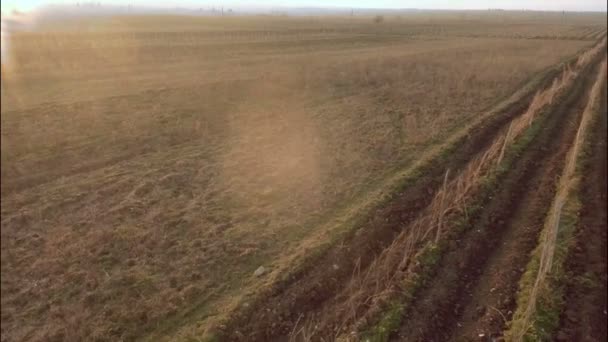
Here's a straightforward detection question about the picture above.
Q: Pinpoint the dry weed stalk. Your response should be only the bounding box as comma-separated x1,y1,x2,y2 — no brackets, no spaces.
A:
312,42,604,340
576,38,607,68
289,314,320,342
509,58,607,341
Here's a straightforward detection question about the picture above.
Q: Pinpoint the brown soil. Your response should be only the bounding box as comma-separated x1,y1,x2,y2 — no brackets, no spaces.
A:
449,57,608,342
556,78,608,342
391,54,603,342
218,61,571,341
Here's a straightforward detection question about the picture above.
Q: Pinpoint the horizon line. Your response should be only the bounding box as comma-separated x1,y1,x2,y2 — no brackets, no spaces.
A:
4,4,608,14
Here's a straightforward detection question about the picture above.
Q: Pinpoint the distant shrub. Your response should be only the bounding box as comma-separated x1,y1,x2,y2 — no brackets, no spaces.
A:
374,15,384,24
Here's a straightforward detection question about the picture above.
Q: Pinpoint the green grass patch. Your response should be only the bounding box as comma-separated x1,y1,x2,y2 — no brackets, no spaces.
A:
504,184,581,341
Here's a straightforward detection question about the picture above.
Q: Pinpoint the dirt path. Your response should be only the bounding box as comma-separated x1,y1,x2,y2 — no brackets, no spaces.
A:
449,62,604,341
219,57,567,342
556,79,607,342
391,55,602,342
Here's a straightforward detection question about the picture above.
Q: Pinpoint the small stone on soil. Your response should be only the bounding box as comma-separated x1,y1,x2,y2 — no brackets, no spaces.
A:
253,266,266,277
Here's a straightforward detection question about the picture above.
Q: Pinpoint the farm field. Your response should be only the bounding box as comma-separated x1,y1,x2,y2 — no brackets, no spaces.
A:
1,11,607,342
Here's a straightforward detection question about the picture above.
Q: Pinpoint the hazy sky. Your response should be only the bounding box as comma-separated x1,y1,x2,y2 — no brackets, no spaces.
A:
2,0,607,13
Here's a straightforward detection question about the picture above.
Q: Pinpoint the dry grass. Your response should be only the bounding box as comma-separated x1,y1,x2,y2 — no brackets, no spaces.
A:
0,13,605,342
507,56,608,341
288,38,606,341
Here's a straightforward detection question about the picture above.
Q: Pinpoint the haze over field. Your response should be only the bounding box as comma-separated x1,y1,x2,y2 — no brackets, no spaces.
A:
0,2,606,342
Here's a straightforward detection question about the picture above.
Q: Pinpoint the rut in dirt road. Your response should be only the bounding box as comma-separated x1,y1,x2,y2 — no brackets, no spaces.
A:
451,62,608,341
391,53,604,342
556,80,608,342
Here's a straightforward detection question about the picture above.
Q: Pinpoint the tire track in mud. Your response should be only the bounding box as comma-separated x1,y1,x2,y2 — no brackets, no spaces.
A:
390,52,605,342
556,77,607,342
219,56,580,341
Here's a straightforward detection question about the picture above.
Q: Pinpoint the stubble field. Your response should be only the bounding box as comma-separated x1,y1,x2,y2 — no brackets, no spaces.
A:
1,11,606,342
